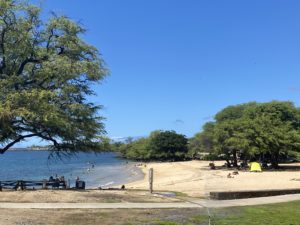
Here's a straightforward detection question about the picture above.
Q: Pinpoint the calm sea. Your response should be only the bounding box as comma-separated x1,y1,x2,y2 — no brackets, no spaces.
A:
0,151,143,188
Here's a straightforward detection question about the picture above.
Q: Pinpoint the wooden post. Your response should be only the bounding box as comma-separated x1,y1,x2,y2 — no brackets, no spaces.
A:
149,168,153,194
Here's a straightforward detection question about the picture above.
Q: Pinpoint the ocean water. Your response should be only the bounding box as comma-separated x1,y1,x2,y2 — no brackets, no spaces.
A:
0,151,144,188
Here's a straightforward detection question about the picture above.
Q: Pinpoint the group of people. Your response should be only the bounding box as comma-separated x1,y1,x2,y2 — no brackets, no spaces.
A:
47,175,86,189
48,175,67,188
86,161,95,173
135,163,147,167
49,175,65,182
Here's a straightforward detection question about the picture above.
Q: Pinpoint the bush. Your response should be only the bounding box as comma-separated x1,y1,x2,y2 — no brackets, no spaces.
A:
114,130,188,161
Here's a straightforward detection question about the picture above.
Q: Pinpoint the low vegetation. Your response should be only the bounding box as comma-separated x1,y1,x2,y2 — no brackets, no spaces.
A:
209,200,300,225
1,201,300,224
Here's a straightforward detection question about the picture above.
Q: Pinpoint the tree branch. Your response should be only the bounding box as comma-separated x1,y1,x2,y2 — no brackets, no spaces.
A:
37,133,61,150
17,57,42,76
0,28,7,73
46,29,54,52
0,133,39,154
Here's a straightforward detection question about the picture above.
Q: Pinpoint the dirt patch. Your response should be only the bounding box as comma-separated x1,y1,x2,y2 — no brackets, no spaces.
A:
0,189,180,203
0,208,208,225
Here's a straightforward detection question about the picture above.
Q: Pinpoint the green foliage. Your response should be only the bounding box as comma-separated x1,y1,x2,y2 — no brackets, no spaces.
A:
288,150,300,161
148,130,188,160
123,138,150,160
201,153,220,161
191,101,300,168
0,0,108,154
188,122,215,158
114,130,188,161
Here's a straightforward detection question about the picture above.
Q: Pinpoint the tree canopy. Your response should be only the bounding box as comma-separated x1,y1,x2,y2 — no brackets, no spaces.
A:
192,101,300,168
0,0,108,154
114,130,188,161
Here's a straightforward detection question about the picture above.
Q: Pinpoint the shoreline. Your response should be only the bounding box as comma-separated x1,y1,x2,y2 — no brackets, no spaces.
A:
0,151,143,189
2,156,300,198
90,162,145,189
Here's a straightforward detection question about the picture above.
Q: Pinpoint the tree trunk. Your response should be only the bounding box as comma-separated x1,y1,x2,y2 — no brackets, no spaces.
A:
270,152,279,169
225,157,231,168
232,150,238,167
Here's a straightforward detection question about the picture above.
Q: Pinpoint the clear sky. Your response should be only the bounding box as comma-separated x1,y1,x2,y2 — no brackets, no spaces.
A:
29,0,300,140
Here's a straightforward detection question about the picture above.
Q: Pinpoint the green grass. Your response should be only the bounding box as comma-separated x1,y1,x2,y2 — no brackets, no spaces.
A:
146,201,300,225
84,200,300,225
210,200,300,225
189,215,210,224
154,222,182,225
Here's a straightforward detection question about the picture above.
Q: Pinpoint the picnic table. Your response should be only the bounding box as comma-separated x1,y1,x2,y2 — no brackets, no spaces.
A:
0,180,68,190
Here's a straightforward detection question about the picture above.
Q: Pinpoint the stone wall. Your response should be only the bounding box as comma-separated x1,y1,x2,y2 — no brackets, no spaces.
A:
210,189,300,200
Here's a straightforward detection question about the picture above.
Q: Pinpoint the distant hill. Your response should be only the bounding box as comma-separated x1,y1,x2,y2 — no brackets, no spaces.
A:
10,146,50,151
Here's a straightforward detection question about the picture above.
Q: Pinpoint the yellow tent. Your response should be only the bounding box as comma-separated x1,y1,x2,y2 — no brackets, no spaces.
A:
250,162,262,172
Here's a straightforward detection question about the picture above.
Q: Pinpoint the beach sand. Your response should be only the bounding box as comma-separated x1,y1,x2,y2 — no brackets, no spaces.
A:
1,161,300,201
1,161,300,224
126,161,300,197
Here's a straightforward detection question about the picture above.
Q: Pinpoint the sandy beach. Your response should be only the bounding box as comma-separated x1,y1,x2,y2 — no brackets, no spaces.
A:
1,160,300,201
0,160,300,224
126,161,300,197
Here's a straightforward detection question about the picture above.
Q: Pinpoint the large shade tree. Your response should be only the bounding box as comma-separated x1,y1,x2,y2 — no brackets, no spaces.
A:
194,101,300,168
243,101,300,168
212,103,257,167
0,0,108,154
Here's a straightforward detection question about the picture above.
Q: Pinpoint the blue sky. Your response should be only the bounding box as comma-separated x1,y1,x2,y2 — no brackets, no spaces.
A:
27,0,300,141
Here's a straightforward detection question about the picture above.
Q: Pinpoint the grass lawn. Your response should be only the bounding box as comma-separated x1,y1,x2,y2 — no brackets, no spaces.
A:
0,201,300,224
159,200,300,225
126,200,300,225
208,200,300,225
